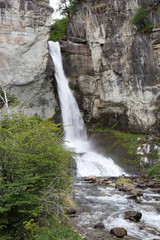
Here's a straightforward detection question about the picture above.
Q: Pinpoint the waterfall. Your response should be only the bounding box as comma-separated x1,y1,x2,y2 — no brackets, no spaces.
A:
48,41,87,144
49,41,125,177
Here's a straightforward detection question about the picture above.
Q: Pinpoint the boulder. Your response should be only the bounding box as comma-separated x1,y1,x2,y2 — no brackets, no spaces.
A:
118,183,135,192
127,195,137,200
145,228,157,235
110,227,127,238
116,177,132,186
84,176,97,183
125,211,142,222
93,222,105,229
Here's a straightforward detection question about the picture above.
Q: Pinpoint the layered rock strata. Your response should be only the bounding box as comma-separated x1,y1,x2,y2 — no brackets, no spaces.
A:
61,0,160,134
0,0,57,118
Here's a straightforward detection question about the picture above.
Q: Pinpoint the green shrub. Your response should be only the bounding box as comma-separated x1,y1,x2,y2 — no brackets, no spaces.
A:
0,113,73,238
0,87,19,108
131,7,148,28
137,23,155,33
49,17,69,42
147,162,160,178
33,217,84,240
131,7,155,33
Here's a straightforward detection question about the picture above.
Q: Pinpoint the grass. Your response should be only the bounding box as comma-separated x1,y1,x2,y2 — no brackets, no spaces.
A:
0,217,85,240
33,217,84,240
116,177,132,185
137,23,156,34
94,126,160,178
110,129,146,155
147,162,160,178
95,127,146,156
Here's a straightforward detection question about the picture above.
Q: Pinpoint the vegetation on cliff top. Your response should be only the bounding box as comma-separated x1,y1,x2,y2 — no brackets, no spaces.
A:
49,17,69,42
0,113,83,239
131,6,156,33
49,0,83,42
58,0,82,18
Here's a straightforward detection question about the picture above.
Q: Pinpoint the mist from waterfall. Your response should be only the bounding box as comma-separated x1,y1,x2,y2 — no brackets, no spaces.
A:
49,41,124,177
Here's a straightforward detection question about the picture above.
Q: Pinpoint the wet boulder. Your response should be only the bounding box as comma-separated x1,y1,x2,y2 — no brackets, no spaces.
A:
93,222,105,229
84,176,97,183
125,211,142,222
110,227,127,238
127,195,137,200
117,182,135,192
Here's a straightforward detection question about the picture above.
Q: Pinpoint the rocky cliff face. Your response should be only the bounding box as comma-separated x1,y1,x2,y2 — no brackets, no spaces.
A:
61,0,160,134
0,0,57,118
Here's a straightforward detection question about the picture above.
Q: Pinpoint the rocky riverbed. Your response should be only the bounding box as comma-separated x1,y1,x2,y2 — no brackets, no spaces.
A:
70,175,160,240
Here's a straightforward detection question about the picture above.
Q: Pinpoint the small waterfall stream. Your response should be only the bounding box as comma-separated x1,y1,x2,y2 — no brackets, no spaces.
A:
48,41,160,239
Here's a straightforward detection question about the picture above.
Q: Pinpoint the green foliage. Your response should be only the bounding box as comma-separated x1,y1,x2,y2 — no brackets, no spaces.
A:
58,0,82,18
0,113,73,238
137,23,155,33
116,177,132,185
147,149,159,162
147,162,160,178
131,7,148,28
131,7,156,33
102,128,146,156
33,217,84,240
49,0,84,41
0,87,19,108
49,17,69,42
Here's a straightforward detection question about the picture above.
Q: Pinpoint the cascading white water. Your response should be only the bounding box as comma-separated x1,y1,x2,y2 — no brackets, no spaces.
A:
49,41,124,177
49,41,87,144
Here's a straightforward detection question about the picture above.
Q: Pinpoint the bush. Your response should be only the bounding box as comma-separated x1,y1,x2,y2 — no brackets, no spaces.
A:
131,7,148,28
0,87,19,108
49,17,69,42
33,216,83,240
131,7,155,33
147,162,160,178
0,113,73,239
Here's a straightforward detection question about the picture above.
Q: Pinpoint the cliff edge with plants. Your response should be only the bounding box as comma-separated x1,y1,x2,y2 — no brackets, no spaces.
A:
60,0,160,134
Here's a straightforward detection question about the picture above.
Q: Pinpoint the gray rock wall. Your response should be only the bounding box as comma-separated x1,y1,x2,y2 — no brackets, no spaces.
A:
61,0,160,134
0,0,57,118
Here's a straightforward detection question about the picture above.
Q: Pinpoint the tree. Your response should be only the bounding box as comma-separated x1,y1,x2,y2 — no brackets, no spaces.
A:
58,0,71,18
49,17,69,42
131,7,155,33
131,7,148,28
58,0,82,18
0,114,73,239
